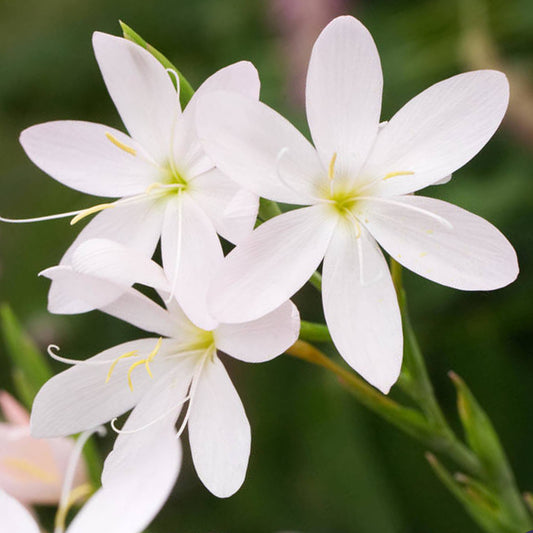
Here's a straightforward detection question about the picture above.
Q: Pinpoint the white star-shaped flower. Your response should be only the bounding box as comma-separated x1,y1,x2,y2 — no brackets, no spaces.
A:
11,32,260,330
31,239,300,498
196,15,518,393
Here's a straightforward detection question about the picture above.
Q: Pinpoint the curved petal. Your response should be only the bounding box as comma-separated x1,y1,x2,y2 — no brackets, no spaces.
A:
30,338,179,438
71,239,169,293
189,168,259,244
92,32,178,163
42,266,178,337
69,421,181,533
362,195,519,290
161,194,222,330
20,121,158,197
197,91,324,204
0,489,39,533
306,16,382,182
323,223,402,393
208,205,337,323
215,301,300,363
362,70,509,196
173,61,260,178
189,356,250,498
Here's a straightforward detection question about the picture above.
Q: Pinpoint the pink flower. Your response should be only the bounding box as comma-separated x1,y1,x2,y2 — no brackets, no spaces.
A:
0,391,88,505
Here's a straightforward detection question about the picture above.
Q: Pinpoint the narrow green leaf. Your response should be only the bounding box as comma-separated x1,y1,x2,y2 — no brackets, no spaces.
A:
119,21,195,108
0,304,52,409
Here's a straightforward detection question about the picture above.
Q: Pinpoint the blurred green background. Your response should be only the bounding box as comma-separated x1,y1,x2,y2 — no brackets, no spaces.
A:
0,0,532,531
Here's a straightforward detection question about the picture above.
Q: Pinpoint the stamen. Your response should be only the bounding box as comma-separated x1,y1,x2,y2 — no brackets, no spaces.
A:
70,203,114,225
54,483,93,533
343,209,362,239
357,196,453,229
0,209,86,225
125,337,163,391
1,457,58,484
105,350,139,384
382,170,415,181
165,192,183,305
105,132,137,156
328,152,338,181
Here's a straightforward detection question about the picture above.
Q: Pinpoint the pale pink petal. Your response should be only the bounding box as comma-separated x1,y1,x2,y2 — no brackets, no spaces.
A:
197,91,324,204
322,223,402,393
215,301,300,363
362,71,509,196
306,16,382,182
0,392,30,425
92,32,178,164
189,168,259,244
189,356,250,497
208,205,337,323
362,195,519,290
30,338,179,438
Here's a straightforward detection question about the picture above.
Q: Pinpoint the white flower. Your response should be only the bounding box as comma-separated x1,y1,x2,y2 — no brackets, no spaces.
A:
196,15,518,393
31,239,300,498
8,32,260,330
0,425,178,533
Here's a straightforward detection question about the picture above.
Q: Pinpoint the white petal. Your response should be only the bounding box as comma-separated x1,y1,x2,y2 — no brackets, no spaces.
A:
92,32,178,163
362,195,519,290
215,301,300,363
208,205,337,323
161,194,222,330
306,16,382,181
42,266,178,337
197,91,324,204
49,198,164,310
189,168,259,244
173,61,260,178
30,339,178,438
71,239,169,293
189,356,250,497
322,224,402,393
0,489,39,533
102,357,195,484
362,71,509,196
20,121,158,197
69,417,181,533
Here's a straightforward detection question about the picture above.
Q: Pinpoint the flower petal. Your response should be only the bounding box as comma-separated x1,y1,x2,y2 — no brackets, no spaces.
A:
42,266,178,337
173,61,260,178
306,16,383,181
208,205,337,323
215,301,300,363
362,71,509,196
323,223,402,393
20,121,158,197
68,419,181,533
197,91,324,204
189,356,250,497
30,338,178,438
189,168,259,244
92,32,178,164
362,195,519,290
0,489,39,533
161,194,222,330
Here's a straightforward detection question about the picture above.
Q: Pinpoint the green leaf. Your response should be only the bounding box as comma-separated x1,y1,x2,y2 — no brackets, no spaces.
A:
119,21,195,108
0,304,52,409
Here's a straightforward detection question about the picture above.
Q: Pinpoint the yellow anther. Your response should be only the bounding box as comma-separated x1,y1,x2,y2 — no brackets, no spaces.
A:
126,338,163,391
105,132,137,156
70,203,115,226
105,350,139,384
328,152,338,181
382,170,415,181
145,182,165,194
55,483,93,533
1,457,58,484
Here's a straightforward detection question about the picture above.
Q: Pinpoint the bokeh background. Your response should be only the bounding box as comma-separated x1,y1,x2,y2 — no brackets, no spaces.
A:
0,0,532,531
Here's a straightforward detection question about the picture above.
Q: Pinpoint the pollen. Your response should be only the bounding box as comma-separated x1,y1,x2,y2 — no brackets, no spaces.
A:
105,350,139,384
105,132,137,156
382,170,414,180
70,203,115,225
126,337,163,392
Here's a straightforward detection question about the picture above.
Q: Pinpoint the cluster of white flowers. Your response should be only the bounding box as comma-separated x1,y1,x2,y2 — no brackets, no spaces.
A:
1,15,518,532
